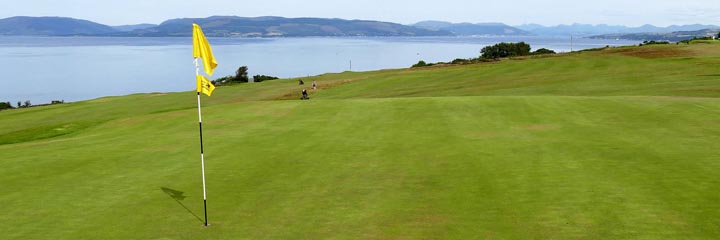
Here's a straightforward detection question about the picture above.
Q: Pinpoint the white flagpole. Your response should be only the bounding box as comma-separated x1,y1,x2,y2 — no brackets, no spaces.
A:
195,58,209,226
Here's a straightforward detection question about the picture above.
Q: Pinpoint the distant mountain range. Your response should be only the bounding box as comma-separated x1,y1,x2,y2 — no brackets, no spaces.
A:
121,16,451,37
413,21,530,36
514,23,720,37
0,16,717,40
0,16,117,36
0,16,451,37
590,29,720,41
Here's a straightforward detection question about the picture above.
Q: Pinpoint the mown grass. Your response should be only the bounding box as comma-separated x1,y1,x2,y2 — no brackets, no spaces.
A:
1,43,719,239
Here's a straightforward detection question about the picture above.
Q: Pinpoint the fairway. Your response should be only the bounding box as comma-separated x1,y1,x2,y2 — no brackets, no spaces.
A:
2,43,720,239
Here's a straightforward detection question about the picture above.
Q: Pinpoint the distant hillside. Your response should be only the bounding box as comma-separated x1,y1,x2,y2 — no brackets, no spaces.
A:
120,16,452,37
590,29,720,41
515,23,720,36
516,23,626,36
112,24,157,32
4,16,716,39
414,21,530,36
0,16,117,36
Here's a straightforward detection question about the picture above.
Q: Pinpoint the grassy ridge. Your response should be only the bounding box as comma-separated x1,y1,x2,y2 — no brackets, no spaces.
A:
315,44,720,99
1,43,720,239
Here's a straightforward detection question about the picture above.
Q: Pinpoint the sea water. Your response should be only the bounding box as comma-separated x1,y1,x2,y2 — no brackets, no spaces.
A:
0,36,639,104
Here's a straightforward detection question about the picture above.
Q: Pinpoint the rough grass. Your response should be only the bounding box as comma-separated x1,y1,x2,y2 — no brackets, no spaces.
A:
312,44,720,99
1,43,720,239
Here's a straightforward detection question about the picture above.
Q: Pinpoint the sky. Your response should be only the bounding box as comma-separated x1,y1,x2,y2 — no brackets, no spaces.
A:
3,0,720,27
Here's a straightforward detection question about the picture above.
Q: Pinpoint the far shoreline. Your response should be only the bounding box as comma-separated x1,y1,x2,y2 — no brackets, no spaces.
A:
0,36,642,105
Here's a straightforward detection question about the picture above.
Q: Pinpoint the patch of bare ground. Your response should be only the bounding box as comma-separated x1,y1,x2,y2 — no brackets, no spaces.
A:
271,77,369,100
606,46,696,59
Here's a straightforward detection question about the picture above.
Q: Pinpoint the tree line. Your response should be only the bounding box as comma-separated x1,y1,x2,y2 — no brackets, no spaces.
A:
412,42,556,68
212,66,279,86
0,100,64,111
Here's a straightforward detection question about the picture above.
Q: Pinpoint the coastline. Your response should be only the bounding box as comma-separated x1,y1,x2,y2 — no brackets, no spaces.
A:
0,36,640,104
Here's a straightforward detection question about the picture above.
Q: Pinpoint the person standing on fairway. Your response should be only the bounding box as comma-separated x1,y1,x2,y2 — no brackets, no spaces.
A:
312,80,317,90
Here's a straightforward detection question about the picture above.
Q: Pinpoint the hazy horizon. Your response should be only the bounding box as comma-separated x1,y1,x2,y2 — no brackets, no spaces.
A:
3,0,718,27
4,15,720,29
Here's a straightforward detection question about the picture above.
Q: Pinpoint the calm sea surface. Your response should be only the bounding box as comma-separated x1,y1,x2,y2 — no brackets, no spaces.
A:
0,36,639,104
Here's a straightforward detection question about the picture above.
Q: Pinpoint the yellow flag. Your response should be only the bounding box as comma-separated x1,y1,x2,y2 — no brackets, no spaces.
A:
197,75,216,96
193,23,218,76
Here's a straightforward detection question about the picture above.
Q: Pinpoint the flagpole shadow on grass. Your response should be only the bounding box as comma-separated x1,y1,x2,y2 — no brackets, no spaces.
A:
161,187,204,224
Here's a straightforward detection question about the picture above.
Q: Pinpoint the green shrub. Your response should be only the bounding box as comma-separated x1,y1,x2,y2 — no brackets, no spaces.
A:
640,40,670,46
212,66,251,86
480,42,531,59
252,75,279,82
412,60,434,68
0,102,12,110
532,48,556,55
451,58,470,64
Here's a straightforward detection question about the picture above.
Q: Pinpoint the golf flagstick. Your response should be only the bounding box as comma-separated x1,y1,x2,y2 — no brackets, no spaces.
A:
195,58,209,226
192,23,217,227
